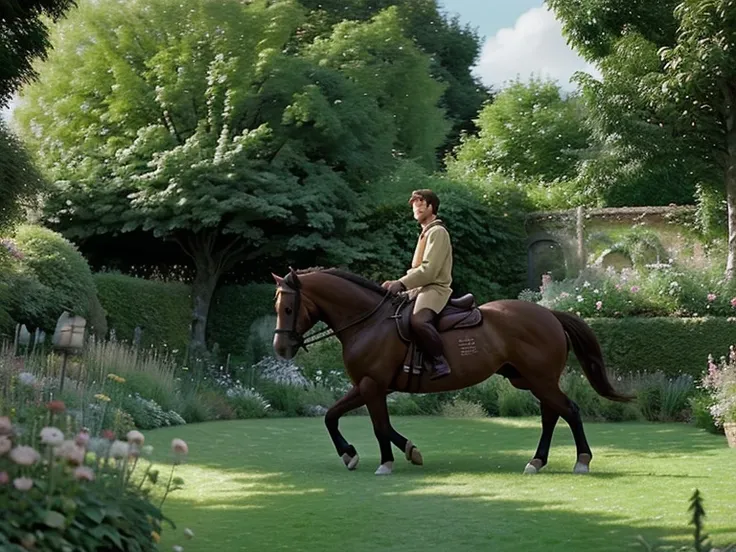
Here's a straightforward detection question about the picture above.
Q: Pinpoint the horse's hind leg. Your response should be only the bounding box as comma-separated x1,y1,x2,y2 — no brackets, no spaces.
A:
358,376,395,475
528,383,592,474
524,403,560,474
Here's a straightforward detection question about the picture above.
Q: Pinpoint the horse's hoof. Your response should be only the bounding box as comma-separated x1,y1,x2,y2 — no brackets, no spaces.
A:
573,453,591,474
523,459,544,475
405,441,423,466
375,462,393,475
342,452,360,471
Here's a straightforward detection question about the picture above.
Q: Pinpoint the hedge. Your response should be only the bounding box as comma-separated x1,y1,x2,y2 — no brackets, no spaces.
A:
207,283,276,364
94,273,192,352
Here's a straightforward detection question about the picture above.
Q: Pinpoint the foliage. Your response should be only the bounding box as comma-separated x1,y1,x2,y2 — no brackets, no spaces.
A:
440,399,487,418
0,402,189,551
700,348,736,427
448,78,591,183
13,0,454,351
351,161,532,302
8,225,106,336
94,272,191,353
0,121,45,232
0,0,77,106
296,0,492,160
537,264,736,319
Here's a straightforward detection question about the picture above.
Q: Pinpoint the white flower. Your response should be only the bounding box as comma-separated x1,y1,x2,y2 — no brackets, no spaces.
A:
13,477,33,491
110,440,130,459
40,427,65,447
126,430,145,446
9,446,40,466
582,281,591,288
577,295,584,303
54,440,86,465
73,466,95,481
18,372,36,386
0,436,11,456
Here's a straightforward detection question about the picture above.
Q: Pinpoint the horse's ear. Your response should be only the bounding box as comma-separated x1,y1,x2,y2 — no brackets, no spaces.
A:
287,266,301,289
271,273,285,286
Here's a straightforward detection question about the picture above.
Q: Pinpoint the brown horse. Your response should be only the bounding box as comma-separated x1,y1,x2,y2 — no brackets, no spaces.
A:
272,267,633,476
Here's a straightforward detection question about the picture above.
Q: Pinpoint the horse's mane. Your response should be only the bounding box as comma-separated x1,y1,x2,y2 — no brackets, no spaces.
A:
294,266,386,295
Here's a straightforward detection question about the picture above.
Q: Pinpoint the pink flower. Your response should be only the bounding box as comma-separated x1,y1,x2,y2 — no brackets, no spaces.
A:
0,471,9,485
9,446,40,466
171,439,188,456
0,416,12,435
730,297,736,308
13,477,33,492
630,286,640,293
75,430,90,448
595,301,603,311
55,440,85,465
73,466,95,482
126,430,144,446
615,284,622,290
707,293,717,302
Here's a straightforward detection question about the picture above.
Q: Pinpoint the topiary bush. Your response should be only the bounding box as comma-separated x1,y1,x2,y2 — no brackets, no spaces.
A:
8,225,106,336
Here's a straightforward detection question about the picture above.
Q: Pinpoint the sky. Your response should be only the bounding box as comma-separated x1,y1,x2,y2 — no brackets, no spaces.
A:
1,0,599,122
439,0,600,91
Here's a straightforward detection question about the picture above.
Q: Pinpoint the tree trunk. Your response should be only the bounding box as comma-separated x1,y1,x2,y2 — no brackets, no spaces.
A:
726,85,736,282
174,230,246,356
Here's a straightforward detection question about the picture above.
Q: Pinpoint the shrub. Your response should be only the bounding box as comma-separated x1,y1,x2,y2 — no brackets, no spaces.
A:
387,393,424,415
9,225,106,336
0,403,189,551
94,272,191,352
440,399,487,418
455,378,502,416
225,385,271,419
627,372,696,422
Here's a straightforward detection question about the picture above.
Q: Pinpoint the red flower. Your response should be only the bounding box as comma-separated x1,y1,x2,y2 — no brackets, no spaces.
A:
46,401,66,414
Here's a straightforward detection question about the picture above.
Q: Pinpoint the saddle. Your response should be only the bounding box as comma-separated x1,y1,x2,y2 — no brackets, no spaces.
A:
393,293,483,375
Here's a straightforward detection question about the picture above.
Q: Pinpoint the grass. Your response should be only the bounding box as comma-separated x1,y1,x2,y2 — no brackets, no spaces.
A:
146,417,736,552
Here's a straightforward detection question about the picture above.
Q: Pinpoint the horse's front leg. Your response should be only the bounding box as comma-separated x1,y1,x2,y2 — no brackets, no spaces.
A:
358,376,395,475
325,385,364,470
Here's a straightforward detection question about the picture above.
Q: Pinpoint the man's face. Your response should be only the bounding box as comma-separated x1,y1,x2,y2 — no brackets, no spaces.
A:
411,197,432,222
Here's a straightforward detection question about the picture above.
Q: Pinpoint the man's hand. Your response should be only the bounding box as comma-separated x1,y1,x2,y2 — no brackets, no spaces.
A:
381,280,406,295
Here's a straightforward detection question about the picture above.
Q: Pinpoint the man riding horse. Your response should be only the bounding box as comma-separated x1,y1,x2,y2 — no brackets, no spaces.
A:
382,189,453,380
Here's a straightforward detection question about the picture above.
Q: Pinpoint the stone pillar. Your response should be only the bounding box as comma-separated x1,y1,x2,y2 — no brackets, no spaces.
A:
576,206,585,273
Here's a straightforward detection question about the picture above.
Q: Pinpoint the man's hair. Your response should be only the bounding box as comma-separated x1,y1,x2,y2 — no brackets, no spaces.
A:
409,189,440,215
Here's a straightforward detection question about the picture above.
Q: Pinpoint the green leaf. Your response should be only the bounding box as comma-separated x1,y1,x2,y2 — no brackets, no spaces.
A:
43,510,66,529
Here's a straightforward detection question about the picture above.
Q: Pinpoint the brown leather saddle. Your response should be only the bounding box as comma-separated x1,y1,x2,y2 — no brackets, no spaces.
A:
393,293,483,375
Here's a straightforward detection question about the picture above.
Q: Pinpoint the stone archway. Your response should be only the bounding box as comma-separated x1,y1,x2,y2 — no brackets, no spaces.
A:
527,237,568,289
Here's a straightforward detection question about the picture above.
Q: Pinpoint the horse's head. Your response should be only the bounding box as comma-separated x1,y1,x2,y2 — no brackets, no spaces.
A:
272,267,315,360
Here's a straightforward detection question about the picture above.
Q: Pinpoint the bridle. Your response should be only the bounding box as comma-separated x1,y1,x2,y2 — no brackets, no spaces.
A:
274,273,393,353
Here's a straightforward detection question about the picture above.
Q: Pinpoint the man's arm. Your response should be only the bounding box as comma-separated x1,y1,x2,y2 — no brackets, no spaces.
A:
399,227,450,290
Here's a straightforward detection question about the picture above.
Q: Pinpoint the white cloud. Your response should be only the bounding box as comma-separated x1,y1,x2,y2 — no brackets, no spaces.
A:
474,6,601,92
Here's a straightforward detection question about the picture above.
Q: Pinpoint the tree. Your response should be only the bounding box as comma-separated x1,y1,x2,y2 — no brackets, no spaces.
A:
447,78,591,183
296,0,492,163
14,0,451,351
655,0,736,280
0,0,78,107
0,120,44,230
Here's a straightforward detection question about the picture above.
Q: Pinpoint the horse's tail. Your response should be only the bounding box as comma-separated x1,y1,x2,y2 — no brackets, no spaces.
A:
552,310,634,403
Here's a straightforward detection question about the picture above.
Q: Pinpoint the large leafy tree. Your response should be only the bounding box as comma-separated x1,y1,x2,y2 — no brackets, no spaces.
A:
447,78,591,183
297,0,491,163
14,0,451,351
548,0,705,207
654,0,736,280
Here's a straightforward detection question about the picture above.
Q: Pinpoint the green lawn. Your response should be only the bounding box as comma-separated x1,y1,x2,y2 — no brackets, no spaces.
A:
146,417,736,552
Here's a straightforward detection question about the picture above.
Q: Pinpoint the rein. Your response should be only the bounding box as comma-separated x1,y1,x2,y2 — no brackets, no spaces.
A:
275,282,394,352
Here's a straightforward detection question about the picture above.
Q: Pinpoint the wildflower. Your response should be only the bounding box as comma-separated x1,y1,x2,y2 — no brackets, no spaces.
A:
110,440,130,459
630,286,640,293
707,293,717,302
102,430,116,441
576,295,584,303
184,528,194,539
126,430,145,446
73,466,95,482
171,438,188,456
55,440,85,465
94,394,111,403
13,477,33,492
46,401,66,414
0,416,11,435
730,297,736,308
596,301,603,311
593,288,600,294
559,292,570,298
9,446,40,466
107,373,126,384
0,437,11,456
75,430,90,447
582,281,591,288
17,372,36,386
40,427,65,447
0,471,8,484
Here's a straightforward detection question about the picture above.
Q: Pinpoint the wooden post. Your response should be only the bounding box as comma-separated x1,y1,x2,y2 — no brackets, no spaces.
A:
576,206,585,272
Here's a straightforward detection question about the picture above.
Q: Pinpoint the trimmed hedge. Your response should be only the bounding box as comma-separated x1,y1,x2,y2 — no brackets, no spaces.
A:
585,317,735,379
94,273,191,352
207,283,276,364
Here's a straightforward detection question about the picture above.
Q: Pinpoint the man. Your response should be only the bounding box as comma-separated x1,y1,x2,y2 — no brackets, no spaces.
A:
382,189,453,379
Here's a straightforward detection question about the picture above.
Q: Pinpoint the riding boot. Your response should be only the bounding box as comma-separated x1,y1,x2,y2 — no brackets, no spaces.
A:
410,309,451,380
